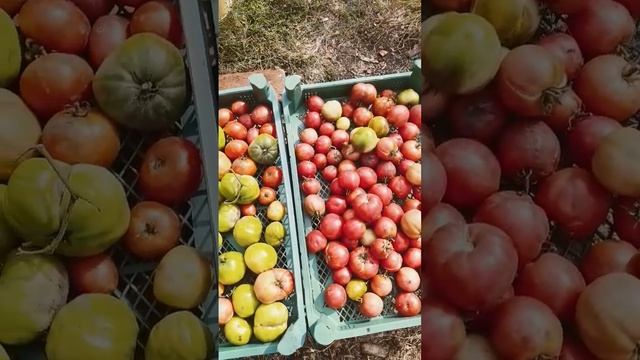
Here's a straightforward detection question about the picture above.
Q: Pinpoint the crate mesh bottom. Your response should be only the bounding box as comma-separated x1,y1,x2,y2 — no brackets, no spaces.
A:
218,94,299,348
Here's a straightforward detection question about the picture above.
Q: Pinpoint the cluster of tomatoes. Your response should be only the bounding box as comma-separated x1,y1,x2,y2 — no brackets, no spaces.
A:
294,83,422,318
425,0,640,359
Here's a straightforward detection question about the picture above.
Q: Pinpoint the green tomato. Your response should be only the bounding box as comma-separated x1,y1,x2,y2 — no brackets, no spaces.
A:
0,89,41,181
336,117,351,130
145,311,213,360
231,284,260,318
224,317,252,346
153,245,212,310
233,216,262,247
472,0,539,48
248,134,279,165
218,232,223,250
46,294,139,360
266,200,285,222
236,175,260,205
218,125,225,150
218,203,240,233
0,253,68,345
93,33,187,131
350,127,379,153
219,251,245,286
0,185,17,259
264,221,285,247
423,12,505,94
396,89,420,106
253,302,288,343
346,279,368,301
368,116,390,137
0,9,21,88
244,243,277,274
219,173,241,202
3,158,130,257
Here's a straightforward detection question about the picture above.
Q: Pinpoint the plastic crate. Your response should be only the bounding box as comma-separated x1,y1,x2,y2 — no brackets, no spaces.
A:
4,1,218,359
217,74,306,360
281,60,422,346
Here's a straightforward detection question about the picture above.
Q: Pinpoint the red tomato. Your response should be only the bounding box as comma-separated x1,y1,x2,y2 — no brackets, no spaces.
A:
566,115,622,170
262,166,283,188
318,122,335,136
129,0,183,47
230,101,249,116
306,230,327,254
370,274,392,297
295,143,315,161
424,203,466,242
258,187,276,206
374,217,397,240
341,219,366,242
331,130,349,148
436,138,501,210
387,104,410,128
393,231,411,254
238,112,253,128
372,96,395,116
297,160,317,179
332,267,352,286
490,296,563,359
356,167,377,190
395,292,421,317
324,283,347,309
320,214,343,241
369,183,393,206
329,178,345,196
315,135,332,154
395,267,420,292
403,248,421,269
346,188,366,206
232,157,257,176
352,193,383,224
300,128,318,145
326,149,342,166
389,175,412,199
224,139,248,161
580,240,637,284
88,15,129,69
251,104,272,125
326,195,347,215
613,197,640,247
382,203,404,223
380,250,403,272
352,107,373,126
448,87,507,145
370,238,393,260
375,161,397,181
218,108,233,127
349,247,379,280
324,241,349,270
259,123,276,137
305,111,322,129
535,167,612,240
312,153,327,171
426,223,518,312
67,253,118,295
307,95,324,113
422,299,466,360
538,32,584,80
223,121,248,140
514,253,586,322
399,122,420,141
359,292,383,317
473,191,549,268
240,204,256,216
246,127,259,144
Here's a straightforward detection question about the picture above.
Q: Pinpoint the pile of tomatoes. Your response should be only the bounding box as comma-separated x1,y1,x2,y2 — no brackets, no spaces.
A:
294,83,422,318
425,0,640,359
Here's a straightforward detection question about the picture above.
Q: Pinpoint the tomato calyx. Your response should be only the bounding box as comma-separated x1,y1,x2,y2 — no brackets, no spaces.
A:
621,200,640,222
139,81,160,101
22,38,47,64
62,100,92,118
541,86,570,115
621,63,640,84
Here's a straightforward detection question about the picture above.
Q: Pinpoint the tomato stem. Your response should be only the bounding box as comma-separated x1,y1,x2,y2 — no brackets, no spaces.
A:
17,205,71,255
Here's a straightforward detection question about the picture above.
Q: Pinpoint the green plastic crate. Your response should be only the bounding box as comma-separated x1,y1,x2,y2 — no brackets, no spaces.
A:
4,1,218,359
217,74,306,360
281,60,422,346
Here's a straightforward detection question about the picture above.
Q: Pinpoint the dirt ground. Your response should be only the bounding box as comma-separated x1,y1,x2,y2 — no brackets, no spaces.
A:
218,0,421,359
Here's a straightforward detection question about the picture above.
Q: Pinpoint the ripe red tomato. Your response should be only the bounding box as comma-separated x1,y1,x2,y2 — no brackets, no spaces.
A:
295,143,315,161
88,15,129,69
258,187,277,206
426,223,518,312
231,101,249,116
129,0,183,47
318,122,334,136
425,152,447,211
359,292,383,318
123,201,181,261
389,176,412,199
356,167,377,190
346,188,366,207
324,283,347,309
535,167,612,240
375,137,399,161
349,247,379,280
387,104,410,128
380,250,403,272
138,137,202,207
331,130,349,148
251,104,273,125
352,193,383,224
240,204,256,216
326,149,342,166
307,95,324,112
360,152,379,168
372,96,394,116
374,217,397,240
67,253,118,295
425,203,466,242
341,145,361,162
218,108,234,127
341,219,366,242
342,102,354,118
246,127,259,144
223,121,248,140
319,214,344,241
352,107,373,126
436,138,501,210
393,231,411,254
538,32,584,80
300,128,318,145
305,111,322,129
395,267,420,292
403,247,421,269
370,274,392,297
329,178,345,196
338,170,360,191
326,195,347,215
321,166,338,182
473,191,549,268
490,296,563,359
613,197,640,247
580,240,637,284
369,183,393,206
382,203,404,223
332,267,352,286
448,87,508,145
312,153,327,170
395,292,421,317
237,113,252,129
232,157,257,176
399,122,420,141
567,115,623,170
262,166,283,189
370,238,393,260
297,160,317,179
315,135,332,154
514,253,586,322
496,120,561,182
422,299,466,360
375,161,397,181
260,123,276,137
306,230,328,254
224,139,248,161
324,241,349,270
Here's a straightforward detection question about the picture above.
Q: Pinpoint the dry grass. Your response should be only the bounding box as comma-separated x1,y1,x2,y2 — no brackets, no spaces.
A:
218,0,421,83
218,1,421,359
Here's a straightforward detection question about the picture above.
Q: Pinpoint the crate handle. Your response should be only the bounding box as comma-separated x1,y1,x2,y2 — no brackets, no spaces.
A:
312,314,338,346
249,73,271,103
276,318,307,355
410,58,423,92
284,75,303,117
